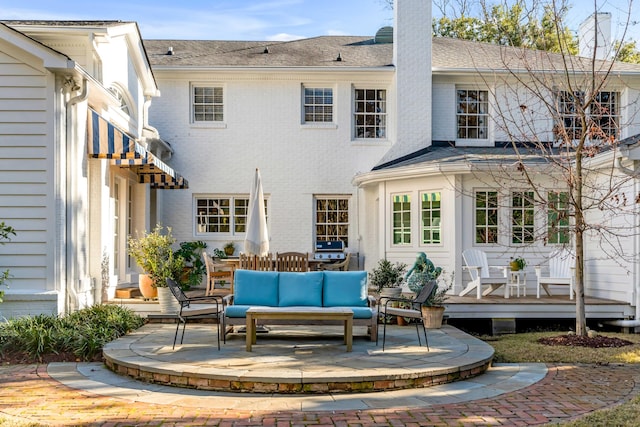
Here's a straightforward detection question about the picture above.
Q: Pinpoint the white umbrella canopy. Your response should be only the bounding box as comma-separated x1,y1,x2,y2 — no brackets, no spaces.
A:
244,168,269,256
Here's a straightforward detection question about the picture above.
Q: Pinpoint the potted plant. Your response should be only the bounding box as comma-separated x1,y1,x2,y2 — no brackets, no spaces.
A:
174,240,207,290
224,242,236,257
211,248,227,259
369,259,407,298
510,256,527,271
127,224,184,312
405,252,450,328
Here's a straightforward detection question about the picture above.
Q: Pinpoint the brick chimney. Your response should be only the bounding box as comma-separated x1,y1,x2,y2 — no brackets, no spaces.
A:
579,12,612,60
378,0,432,165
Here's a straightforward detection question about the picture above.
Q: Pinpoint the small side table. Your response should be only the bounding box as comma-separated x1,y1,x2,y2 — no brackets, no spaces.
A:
506,270,527,298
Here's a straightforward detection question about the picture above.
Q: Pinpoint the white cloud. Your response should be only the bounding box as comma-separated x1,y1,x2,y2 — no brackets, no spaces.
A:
266,33,305,41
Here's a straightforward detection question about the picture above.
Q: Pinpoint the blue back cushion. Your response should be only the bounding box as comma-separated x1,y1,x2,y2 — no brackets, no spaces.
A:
322,271,368,307
278,271,323,307
234,270,279,306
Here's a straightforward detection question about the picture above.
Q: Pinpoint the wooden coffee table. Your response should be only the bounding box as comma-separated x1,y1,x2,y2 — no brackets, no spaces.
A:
245,307,354,352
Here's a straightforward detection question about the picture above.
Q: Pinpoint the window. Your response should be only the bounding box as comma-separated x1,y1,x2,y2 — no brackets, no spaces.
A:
392,194,411,244
304,87,333,123
354,89,386,139
555,90,619,140
192,86,223,122
548,191,570,244
108,86,130,116
196,196,268,234
421,192,441,244
511,191,535,244
475,191,498,244
457,89,488,139
315,197,349,247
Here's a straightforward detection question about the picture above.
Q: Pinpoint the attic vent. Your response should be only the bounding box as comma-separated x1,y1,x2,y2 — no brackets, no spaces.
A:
167,46,174,55
375,26,393,44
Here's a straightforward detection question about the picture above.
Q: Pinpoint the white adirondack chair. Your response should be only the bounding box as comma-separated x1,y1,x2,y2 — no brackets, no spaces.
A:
535,248,575,299
460,249,510,299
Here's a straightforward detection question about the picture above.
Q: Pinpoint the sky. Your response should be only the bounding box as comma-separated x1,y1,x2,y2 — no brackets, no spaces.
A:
0,0,637,43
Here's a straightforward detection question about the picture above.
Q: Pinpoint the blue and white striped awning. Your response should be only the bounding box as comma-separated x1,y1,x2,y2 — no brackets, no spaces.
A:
87,109,188,189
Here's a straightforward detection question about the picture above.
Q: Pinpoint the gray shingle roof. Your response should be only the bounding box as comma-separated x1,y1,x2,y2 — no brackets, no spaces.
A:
144,37,393,68
144,35,640,72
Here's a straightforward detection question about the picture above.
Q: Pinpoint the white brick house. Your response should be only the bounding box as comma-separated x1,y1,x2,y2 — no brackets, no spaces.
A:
1,0,640,324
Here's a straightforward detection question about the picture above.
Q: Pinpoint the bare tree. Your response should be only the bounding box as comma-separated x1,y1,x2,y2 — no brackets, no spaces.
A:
471,0,640,335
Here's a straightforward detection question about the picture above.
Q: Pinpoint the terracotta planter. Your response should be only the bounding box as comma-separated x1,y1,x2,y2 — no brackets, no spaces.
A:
138,274,158,299
421,305,445,329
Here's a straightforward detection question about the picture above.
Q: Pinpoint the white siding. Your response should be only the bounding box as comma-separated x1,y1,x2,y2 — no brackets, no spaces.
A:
0,45,57,315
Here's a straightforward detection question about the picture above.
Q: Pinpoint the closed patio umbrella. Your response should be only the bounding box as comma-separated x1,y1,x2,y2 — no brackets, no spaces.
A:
244,168,269,256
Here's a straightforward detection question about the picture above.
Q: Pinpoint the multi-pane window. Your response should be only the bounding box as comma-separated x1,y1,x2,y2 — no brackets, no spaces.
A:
304,87,333,123
192,86,223,122
457,89,488,139
548,191,570,244
475,191,498,244
196,196,268,234
315,197,349,247
511,191,535,244
354,89,386,139
555,90,619,140
421,192,441,244
392,194,411,245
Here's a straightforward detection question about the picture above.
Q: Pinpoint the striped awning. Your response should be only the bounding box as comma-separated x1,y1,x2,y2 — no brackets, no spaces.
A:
87,109,188,189
114,154,189,189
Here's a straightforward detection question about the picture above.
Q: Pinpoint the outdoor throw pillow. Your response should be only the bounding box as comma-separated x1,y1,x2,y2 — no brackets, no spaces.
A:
278,271,323,306
322,270,367,307
234,270,279,306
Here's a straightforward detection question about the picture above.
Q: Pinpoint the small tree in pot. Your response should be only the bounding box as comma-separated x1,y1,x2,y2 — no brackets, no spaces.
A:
369,259,407,298
128,224,185,302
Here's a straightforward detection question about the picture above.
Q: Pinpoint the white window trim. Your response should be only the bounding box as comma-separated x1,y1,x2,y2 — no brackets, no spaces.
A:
352,86,388,141
193,194,269,237
190,82,227,128
455,86,492,147
301,84,337,128
473,189,500,246
391,192,412,246
419,190,444,247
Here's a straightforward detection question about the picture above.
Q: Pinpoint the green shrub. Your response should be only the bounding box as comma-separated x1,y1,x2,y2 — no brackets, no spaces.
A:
0,305,144,361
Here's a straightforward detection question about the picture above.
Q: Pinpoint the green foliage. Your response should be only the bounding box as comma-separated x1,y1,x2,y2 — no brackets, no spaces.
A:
127,224,185,288
0,221,16,304
369,259,407,292
174,240,207,290
211,248,227,259
614,40,640,64
0,305,145,361
432,1,578,55
511,256,527,270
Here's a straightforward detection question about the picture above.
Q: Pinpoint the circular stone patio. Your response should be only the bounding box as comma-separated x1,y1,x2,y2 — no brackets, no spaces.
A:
103,323,494,394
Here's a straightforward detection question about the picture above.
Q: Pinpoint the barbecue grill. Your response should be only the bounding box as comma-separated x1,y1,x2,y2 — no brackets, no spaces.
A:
313,241,345,260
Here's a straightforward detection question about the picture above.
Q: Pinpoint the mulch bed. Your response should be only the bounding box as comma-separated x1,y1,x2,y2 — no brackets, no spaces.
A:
0,350,103,365
538,334,634,348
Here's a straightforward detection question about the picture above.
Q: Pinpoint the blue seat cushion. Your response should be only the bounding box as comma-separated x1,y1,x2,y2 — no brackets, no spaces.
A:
278,271,323,307
322,271,368,307
233,270,279,306
225,305,259,318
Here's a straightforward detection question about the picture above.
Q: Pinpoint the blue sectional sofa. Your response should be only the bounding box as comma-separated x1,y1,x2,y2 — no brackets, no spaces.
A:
223,269,378,341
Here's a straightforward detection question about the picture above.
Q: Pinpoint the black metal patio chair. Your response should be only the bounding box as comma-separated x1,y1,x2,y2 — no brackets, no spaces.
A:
378,280,438,351
166,278,224,350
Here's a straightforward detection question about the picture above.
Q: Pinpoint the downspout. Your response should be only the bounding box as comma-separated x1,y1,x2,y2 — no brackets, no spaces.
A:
610,156,640,328
64,78,88,314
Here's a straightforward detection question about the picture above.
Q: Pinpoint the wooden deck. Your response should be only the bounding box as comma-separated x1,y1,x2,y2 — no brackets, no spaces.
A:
444,294,634,320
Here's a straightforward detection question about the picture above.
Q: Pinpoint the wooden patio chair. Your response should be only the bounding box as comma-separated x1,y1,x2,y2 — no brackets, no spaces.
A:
535,248,575,299
255,253,274,271
317,252,351,271
460,249,509,299
276,252,309,272
203,252,234,295
166,278,223,350
378,280,437,351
